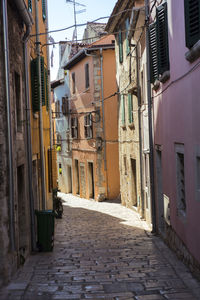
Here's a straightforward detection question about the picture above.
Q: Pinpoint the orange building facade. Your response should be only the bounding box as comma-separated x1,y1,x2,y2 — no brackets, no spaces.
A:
64,36,120,201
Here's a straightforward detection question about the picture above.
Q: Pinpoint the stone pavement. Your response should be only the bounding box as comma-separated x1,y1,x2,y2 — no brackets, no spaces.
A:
0,193,200,300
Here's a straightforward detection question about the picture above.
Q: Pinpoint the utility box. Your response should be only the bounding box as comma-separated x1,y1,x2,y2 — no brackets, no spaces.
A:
35,210,55,252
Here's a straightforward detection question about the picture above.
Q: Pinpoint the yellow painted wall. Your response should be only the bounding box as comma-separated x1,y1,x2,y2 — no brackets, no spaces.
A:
26,0,53,209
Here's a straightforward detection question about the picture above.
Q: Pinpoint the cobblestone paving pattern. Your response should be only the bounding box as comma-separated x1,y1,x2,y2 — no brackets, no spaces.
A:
0,193,200,300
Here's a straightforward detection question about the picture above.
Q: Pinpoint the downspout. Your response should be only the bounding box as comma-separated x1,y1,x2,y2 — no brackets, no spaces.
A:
135,45,145,219
145,0,156,233
45,0,54,196
100,48,108,198
2,0,15,251
35,0,46,210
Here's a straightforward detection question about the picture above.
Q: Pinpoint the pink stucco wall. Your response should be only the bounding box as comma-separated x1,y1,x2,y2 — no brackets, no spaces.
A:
153,0,200,263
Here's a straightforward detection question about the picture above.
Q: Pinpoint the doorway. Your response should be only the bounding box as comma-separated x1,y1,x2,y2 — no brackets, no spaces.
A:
67,165,72,193
88,162,94,199
131,158,137,206
74,159,80,195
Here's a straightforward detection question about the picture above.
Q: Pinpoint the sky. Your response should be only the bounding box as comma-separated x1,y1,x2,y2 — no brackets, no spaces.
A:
48,0,117,80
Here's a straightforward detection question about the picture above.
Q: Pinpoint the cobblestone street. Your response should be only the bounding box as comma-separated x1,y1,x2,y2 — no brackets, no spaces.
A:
0,193,200,300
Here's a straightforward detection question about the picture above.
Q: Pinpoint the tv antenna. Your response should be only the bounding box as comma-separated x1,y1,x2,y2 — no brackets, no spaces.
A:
66,0,86,45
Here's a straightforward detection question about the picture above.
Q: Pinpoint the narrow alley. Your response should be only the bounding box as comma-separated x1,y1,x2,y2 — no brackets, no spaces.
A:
0,194,200,300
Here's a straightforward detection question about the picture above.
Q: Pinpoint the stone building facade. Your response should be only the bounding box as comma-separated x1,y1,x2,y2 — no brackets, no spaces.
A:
0,0,32,286
106,0,145,215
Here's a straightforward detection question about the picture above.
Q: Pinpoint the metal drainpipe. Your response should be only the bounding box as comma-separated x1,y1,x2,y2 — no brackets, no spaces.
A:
145,0,156,233
135,45,145,219
35,0,46,210
100,48,108,197
45,0,54,196
2,0,15,251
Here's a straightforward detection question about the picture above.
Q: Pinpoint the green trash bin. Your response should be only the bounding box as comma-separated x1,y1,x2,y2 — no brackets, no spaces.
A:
35,210,55,252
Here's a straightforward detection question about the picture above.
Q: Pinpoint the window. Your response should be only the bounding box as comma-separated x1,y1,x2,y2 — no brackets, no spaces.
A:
72,72,75,94
84,114,93,139
128,94,133,124
40,56,45,106
125,18,130,55
42,0,46,21
118,30,123,63
149,3,169,83
85,63,89,89
149,22,159,83
55,100,60,118
62,97,69,115
14,72,22,132
176,145,186,215
56,134,61,145
71,117,78,138
31,56,48,112
184,0,200,49
121,94,125,126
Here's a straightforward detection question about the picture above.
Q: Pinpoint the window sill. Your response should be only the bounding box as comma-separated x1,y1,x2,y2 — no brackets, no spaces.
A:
185,40,200,63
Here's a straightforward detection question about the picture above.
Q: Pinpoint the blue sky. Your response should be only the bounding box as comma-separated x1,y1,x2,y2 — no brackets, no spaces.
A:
48,0,117,80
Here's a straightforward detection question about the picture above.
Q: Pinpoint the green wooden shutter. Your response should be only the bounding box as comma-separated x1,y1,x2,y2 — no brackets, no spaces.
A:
149,22,158,83
126,18,130,55
31,58,40,112
40,56,45,106
45,68,49,111
128,94,133,123
156,3,170,75
42,0,46,21
28,0,32,12
121,94,125,125
119,30,123,63
184,0,200,48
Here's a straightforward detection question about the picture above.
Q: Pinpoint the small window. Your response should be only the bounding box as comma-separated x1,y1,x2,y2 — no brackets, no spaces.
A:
72,72,75,94
71,117,78,138
128,94,133,124
62,97,69,115
28,0,32,12
84,114,93,139
57,134,61,145
14,72,22,132
176,145,186,215
85,63,89,89
118,29,123,63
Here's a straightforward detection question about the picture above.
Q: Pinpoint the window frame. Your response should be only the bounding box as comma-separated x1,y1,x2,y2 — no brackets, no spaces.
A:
84,114,93,139
71,116,78,139
85,63,90,89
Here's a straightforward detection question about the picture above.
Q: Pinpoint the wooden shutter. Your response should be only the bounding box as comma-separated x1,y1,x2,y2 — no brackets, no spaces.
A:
128,94,133,123
156,3,170,75
42,0,46,20
31,58,40,112
119,30,123,63
184,0,200,48
121,95,125,125
45,68,49,111
126,18,130,55
149,22,158,83
40,56,45,106
28,0,32,12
